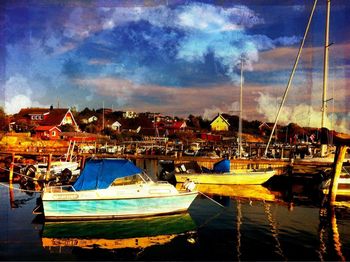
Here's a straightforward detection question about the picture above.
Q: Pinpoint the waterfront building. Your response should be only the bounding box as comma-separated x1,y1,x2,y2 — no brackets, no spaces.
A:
11,107,80,136
210,114,230,132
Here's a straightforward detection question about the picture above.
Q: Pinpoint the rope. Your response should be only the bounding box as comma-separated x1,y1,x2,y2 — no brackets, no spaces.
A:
0,166,39,181
182,178,226,208
198,191,225,208
0,182,43,193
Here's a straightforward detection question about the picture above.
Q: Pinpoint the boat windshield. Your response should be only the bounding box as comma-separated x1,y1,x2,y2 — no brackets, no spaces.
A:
111,171,153,186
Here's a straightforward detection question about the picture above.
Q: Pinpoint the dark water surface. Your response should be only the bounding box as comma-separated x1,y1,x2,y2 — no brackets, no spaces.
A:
1,182,350,261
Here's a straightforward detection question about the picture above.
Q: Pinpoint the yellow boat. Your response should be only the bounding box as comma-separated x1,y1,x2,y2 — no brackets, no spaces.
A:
175,169,276,185
174,159,276,185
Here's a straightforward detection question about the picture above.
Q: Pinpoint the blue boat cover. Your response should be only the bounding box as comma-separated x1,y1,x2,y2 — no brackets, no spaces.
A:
212,159,230,173
73,159,143,191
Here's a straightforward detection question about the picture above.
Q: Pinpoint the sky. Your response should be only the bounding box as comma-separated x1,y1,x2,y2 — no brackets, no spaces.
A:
1,0,349,133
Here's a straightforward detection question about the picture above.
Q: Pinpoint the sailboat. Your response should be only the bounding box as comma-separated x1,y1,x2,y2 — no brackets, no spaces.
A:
175,59,276,185
263,0,329,159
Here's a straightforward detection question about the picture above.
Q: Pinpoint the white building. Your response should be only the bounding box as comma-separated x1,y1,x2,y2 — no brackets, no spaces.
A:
111,120,122,131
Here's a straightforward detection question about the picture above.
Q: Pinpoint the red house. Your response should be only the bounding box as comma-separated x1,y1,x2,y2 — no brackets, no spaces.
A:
11,107,80,139
35,126,61,140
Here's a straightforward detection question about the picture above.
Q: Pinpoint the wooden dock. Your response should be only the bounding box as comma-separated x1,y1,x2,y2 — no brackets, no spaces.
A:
0,149,334,178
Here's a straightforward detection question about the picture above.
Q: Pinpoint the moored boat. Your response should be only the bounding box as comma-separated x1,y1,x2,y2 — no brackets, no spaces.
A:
21,160,80,183
40,158,198,220
174,159,276,185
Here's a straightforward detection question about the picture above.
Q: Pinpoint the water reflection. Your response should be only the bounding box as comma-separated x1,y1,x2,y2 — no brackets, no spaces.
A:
177,184,277,202
264,203,286,261
318,204,347,262
41,213,197,254
190,183,349,261
1,180,350,261
236,199,242,261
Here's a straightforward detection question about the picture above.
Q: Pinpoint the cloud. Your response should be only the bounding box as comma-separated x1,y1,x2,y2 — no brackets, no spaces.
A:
273,36,300,46
177,4,264,32
75,77,137,106
255,92,349,133
63,7,103,41
173,3,296,83
203,101,240,120
95,3,297,84
88,59,112,65
4,75,49,114
74,76,246,116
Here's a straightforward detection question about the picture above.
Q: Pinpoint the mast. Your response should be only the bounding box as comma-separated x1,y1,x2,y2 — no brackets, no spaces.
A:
263,0,318,157
102,101,105,131
238,58,243,158
321,0,331,157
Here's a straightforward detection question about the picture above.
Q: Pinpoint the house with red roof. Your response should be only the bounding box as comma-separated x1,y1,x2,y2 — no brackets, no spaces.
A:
154,120,187,134
11,107,79,139
35,126,61,140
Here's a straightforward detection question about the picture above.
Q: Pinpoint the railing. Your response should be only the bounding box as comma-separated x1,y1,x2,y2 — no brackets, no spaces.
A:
46,184,76,193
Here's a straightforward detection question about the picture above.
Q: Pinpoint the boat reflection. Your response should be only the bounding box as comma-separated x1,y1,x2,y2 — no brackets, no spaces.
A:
177,184,277,202
41,212,197,253
318,203,349,261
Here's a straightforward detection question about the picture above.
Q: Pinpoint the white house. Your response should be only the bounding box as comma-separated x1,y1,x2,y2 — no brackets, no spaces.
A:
111,120,122,131
123,111,138,119
88,116,98,123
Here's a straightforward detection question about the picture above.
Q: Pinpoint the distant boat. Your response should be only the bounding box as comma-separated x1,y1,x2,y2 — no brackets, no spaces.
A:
20,161,80,183
39,158,198,220
184,142,201,156
174,159,275,185
41,213,197,252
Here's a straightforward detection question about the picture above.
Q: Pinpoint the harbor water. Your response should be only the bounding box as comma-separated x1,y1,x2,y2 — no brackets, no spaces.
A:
1,180,350,261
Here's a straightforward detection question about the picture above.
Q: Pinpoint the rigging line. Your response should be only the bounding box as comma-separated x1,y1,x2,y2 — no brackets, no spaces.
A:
264,0,318,157
198,191,226,209
197,209,226,229
0,166,39,181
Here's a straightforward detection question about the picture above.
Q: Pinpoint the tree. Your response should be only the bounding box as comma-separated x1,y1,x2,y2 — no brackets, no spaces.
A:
85,123,99,133
0,107,7,131
60,124,76,132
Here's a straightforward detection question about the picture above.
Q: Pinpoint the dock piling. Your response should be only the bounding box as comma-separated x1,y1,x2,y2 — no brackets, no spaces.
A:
328,145,347,204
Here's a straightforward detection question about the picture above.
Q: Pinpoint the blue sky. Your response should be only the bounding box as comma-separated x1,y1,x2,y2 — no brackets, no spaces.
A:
1,0,349,132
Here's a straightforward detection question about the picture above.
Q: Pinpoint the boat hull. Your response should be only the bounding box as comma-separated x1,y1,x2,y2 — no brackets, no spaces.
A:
175,170,275,185
42,192,198,220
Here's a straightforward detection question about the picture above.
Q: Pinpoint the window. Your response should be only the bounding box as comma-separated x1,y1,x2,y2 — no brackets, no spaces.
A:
52,131,56,136
31,115,43,120
112,174,144,186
